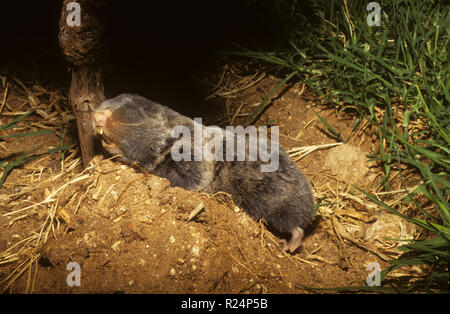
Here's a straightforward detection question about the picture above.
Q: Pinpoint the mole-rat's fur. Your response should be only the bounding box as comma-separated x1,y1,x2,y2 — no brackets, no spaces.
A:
93,94,315,252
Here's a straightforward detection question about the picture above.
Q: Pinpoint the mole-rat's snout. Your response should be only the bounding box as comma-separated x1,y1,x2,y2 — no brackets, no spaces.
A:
92,109,113,135
91,116,103,136
93,109,111,127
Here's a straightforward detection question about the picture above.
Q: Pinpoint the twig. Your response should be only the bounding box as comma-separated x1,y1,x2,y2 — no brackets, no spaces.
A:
0,82,10,113
187,202,205,222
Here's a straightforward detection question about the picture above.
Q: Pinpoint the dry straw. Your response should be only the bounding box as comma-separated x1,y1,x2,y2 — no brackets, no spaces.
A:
0,73,423,293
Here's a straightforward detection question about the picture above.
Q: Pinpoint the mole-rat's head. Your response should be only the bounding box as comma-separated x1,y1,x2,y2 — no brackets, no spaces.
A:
92,94,148,157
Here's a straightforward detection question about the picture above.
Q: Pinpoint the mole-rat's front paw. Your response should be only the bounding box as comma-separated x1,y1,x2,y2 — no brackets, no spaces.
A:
279,227,305,254
279,239,299,254
101,135,120,154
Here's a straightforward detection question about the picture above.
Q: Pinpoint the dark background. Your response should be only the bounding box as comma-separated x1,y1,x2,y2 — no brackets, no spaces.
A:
0,1,286,116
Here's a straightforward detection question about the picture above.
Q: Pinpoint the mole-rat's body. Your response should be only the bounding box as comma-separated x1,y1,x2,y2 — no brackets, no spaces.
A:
93,94,315,253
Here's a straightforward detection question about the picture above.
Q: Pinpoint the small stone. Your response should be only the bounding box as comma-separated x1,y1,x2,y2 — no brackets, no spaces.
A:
192,246,200,257
111,241,121,252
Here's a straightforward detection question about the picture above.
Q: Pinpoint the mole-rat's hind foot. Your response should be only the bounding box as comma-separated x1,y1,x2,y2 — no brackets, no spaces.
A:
280,227,305,254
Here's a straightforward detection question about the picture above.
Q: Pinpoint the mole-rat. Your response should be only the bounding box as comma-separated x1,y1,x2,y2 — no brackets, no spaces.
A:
93,93,315,253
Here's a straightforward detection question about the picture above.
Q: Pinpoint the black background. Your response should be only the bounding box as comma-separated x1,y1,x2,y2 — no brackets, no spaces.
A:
0,1,280,116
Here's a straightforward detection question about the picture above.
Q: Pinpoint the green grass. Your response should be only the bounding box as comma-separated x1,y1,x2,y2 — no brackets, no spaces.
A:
0,111,71,188
236,0,449,292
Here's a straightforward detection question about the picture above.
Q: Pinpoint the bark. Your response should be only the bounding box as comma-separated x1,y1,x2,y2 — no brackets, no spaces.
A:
58,0,106,167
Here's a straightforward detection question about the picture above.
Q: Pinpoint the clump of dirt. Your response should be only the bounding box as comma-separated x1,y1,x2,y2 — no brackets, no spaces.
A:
0,72,423,293
35,157,288,293
0,156,371,293
325,144,377,189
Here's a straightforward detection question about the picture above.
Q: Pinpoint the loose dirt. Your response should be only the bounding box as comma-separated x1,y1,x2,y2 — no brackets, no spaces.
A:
0,71,417,293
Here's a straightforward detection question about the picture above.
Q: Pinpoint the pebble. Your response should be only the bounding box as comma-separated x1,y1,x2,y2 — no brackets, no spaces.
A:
111,241,121,252
191,246,200,256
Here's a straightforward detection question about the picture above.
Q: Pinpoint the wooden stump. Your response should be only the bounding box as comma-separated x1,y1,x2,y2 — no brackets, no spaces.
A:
58,0,106,167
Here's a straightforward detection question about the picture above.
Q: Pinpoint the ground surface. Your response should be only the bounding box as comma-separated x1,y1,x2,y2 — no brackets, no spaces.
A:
0,70,418,293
